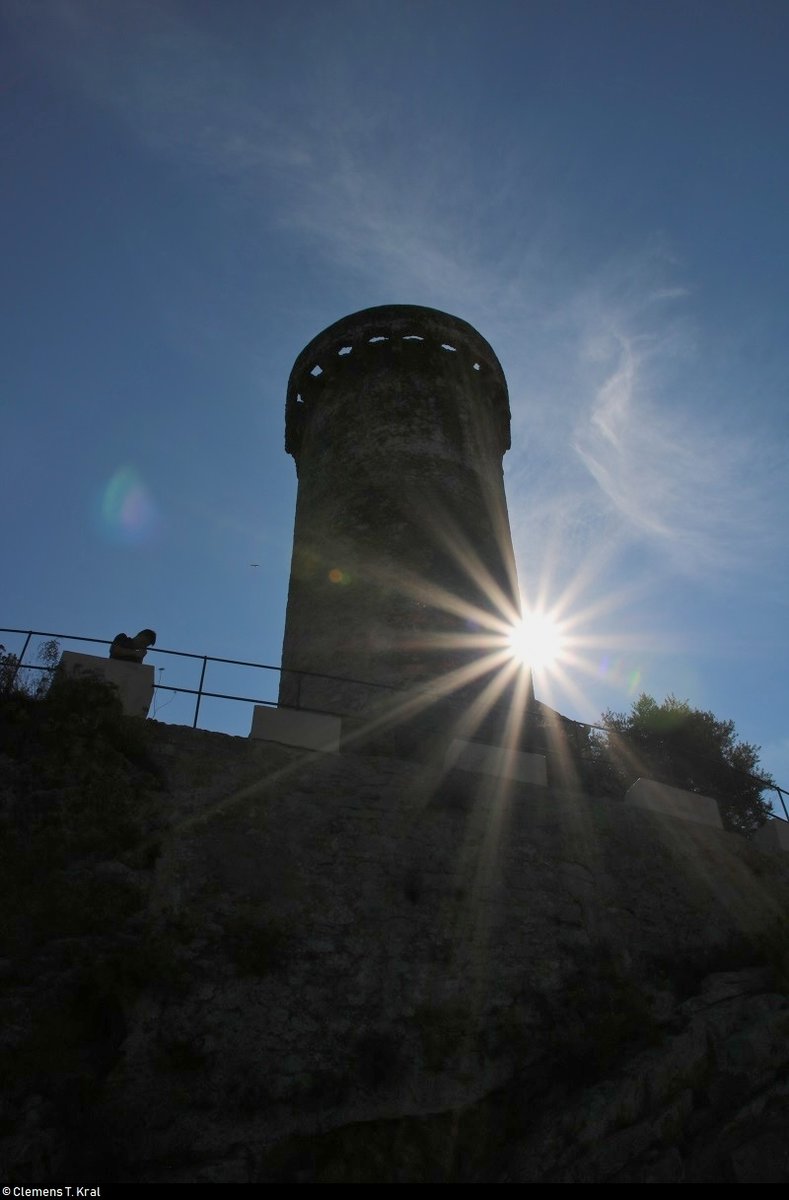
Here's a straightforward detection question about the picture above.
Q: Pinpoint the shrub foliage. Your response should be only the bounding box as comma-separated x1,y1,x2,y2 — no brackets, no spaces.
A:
590,693,774,836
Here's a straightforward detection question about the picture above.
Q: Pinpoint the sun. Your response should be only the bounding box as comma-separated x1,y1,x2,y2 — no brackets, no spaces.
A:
507,610,565,671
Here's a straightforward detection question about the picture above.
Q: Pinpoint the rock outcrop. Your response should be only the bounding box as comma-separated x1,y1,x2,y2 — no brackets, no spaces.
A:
3,722,789,1182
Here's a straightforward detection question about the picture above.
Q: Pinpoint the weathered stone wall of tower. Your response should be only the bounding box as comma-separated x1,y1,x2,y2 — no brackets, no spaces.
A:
278,306,521,727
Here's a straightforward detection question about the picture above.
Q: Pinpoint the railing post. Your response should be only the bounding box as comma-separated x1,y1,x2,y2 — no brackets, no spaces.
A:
193,656,208,728
774,786,789,824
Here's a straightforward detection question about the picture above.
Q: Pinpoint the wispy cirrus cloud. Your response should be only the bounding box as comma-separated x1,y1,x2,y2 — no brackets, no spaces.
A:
571,319,780,579
12,0,784,593
499,232,783,600
10,0,555,304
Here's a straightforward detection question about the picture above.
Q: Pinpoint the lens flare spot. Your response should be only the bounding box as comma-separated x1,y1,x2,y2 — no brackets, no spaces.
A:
508,611,565,671
328,567,351,585
96,466,159,545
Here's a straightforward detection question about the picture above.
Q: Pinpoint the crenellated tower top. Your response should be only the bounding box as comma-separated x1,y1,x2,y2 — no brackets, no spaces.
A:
285,304,510,465
278,304,525,752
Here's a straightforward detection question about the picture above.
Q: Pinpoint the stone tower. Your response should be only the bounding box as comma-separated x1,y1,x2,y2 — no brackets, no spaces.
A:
278,304,529,750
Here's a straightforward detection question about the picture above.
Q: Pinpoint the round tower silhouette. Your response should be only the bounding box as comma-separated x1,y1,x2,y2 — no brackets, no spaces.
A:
279,304,530,751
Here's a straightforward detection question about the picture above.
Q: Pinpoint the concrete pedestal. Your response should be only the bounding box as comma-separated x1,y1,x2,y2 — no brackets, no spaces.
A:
58,651,155,718
753,818,789,855
250,705,341,753
624,778,723,829
445,739,548,785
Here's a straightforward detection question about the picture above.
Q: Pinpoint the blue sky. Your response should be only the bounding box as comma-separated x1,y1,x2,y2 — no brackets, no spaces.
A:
2,0,788,796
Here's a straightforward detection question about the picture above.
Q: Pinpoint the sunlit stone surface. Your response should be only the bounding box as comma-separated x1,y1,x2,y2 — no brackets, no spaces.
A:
624,777,723,829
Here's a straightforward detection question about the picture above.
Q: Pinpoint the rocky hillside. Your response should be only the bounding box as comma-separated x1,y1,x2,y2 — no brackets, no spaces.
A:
2,693,789,1182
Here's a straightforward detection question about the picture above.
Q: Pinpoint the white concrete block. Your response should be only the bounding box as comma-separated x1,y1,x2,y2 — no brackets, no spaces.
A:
753,818,789,854
445,739,548,785
624,778,723,829
58,651,155,718
249,705,341,753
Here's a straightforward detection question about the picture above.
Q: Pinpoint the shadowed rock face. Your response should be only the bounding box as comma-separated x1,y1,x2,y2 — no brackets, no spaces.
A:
278,306,524,736
6,724,789,1184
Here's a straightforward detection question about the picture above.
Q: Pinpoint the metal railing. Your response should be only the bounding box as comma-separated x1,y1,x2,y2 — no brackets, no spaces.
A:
2,625,787,823
0,626,401,731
